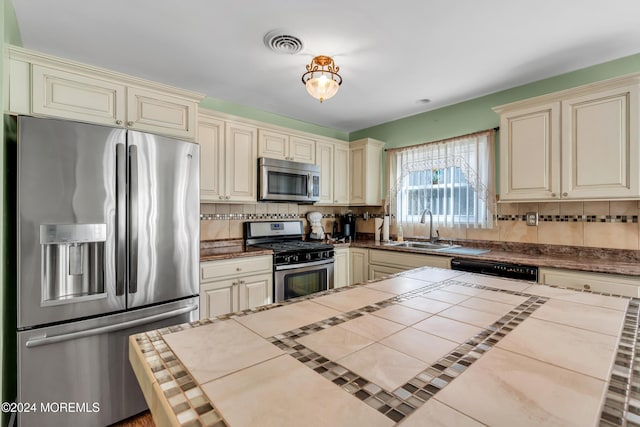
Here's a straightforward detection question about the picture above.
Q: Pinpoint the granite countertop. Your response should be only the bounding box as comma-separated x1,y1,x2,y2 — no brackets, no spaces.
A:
129,267,638,427
200,238,640,276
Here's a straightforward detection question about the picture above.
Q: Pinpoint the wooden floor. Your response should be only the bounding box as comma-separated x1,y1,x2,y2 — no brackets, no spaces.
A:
110,410,155,427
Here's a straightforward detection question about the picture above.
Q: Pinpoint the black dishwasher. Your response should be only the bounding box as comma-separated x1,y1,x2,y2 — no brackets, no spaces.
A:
451,258,538,281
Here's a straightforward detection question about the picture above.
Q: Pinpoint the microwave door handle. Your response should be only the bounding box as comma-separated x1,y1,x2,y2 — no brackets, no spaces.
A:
307,173,312,198
115,143,126,296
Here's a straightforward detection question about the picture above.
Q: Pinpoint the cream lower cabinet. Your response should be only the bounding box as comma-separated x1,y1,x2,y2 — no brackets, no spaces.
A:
368,249,451,279
316,140,350,205
538,267,640,297
350,248,369,285
200,256,273,318
198,111,258,203
334,248,350,288
495,74,640,201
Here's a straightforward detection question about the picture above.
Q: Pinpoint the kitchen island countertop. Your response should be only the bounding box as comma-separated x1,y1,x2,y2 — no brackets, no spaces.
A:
129,267,638,427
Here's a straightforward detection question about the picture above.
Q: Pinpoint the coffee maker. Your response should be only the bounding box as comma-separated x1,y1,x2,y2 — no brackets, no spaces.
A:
340,212,357,242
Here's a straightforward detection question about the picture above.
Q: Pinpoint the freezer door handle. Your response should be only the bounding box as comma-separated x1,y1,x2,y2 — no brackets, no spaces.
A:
25,304,198,348
129,145,139,293
116,143,126,296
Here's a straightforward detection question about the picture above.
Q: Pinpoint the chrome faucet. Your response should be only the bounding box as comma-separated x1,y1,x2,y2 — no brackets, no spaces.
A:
419,208,439,243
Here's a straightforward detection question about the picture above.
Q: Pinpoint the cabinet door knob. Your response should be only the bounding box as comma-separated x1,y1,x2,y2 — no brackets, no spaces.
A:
551,193,557,198
115,120,123,125
219,196,224,200
226,196,230,200
239,280,245,284
127,121,134,126
236,267,241,271
562,192,568,197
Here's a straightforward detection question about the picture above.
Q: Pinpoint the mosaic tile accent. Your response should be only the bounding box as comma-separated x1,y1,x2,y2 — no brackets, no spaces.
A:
600,298,640,427
497,214,638,223
132,271,638,426
199,212,390,221
266,279,548,423
134,331,229,427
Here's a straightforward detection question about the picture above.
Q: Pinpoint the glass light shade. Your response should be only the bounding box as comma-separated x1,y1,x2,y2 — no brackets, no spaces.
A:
305,74,339,103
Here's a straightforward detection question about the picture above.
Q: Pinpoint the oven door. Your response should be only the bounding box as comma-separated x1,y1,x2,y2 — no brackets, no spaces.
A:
274,259,334,302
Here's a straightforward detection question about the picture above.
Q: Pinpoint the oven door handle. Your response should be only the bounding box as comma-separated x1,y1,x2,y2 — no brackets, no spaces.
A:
275,258,334,271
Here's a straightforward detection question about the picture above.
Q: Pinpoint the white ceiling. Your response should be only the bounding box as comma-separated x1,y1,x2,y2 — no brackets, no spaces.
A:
11,0,640,133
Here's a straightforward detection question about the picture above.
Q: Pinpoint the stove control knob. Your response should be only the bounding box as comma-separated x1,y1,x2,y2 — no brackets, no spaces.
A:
305,253,312,261
291,255,298,263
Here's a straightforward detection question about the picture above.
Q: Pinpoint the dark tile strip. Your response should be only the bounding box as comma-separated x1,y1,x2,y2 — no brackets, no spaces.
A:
600,299,640,427
267,279,548,423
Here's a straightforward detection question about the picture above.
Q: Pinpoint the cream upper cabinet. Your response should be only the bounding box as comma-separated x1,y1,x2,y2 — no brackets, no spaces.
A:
31,64,126,126
334,144,350,204
9,46,203,140
315,140,350,205
498,102,561,200
495,74,640,201
349,138,384,205
198,115,225,201
225,122,258,202
258,129,315,163
198,113,258,203
125,86,197,140
561,85,639,199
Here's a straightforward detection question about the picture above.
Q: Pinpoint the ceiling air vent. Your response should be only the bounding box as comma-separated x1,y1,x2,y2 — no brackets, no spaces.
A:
263,30,303,54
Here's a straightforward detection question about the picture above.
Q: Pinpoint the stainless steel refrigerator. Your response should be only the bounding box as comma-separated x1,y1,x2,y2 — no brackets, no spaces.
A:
14,116,200,426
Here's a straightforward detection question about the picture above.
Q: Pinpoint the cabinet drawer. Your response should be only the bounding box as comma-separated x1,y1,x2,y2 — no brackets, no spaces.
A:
201,255,272,281
369,249,451,269
539,268,640,297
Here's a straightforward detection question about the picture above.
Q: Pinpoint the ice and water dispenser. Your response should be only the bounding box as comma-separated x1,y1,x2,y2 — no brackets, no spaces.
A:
40,223,106,304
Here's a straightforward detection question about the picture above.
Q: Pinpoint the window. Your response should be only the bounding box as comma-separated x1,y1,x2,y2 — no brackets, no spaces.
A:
387,130,495,229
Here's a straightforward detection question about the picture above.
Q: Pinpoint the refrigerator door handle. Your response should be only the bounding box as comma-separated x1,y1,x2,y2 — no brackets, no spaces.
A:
25,304,198,348
116,143,126,296
129,145,139,293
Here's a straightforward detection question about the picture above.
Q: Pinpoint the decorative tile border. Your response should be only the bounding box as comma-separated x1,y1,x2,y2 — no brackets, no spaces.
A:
497,214,638,223
266,279,548,423
600,298,640,427
131,271,638,426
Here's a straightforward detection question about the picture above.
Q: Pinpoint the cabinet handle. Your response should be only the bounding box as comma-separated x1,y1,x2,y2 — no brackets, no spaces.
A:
551,193,557,198
127,121,134,126
236,267,242,271
239,280,245,284
219,196,224,200
563,192,568,197
583,284,591,290
115,120,123,125
226,196,230,200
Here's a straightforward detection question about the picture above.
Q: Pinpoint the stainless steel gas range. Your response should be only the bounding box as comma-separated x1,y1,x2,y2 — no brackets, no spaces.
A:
244,220,334,302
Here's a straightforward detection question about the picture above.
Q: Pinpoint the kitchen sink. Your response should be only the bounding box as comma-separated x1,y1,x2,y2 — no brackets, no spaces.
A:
384,241,490,255
385,241,460,251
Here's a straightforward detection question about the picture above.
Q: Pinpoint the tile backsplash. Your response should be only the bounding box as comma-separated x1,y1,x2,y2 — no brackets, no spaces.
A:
201,201,640,250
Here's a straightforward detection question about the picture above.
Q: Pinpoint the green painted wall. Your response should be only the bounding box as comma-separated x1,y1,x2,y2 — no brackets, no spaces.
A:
350,53,640,147
200,97,349,141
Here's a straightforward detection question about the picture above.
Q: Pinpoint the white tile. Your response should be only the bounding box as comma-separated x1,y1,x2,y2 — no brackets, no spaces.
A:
313,287,395,312
497,317,619,380
401,399,484,427
337,343,427,391
380,328,458,365
163,320,283,384
413,315,484,344
436,348,607,427
531,298,626,336
202,355,393,427
297,325,374,360
235,300,341,338
366,276,432,295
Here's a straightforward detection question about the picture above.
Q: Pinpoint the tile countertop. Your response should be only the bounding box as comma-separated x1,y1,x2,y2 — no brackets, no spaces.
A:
129,267,640,427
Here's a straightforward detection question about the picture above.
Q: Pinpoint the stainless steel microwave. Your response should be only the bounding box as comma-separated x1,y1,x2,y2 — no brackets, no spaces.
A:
258,157,320,203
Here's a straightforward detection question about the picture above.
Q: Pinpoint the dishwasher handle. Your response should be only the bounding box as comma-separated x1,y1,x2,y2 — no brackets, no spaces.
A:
25,304,198,348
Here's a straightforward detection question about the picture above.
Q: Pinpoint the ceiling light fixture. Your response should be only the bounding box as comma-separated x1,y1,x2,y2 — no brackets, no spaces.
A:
301,55,342,103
